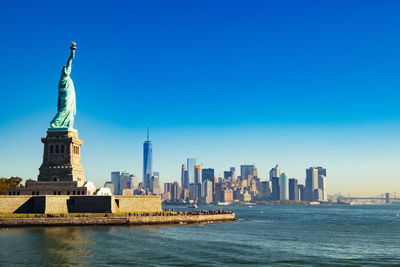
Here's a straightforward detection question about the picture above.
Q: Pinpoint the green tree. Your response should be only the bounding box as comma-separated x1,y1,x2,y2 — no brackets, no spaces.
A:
0,177,23,195
25,179,35,187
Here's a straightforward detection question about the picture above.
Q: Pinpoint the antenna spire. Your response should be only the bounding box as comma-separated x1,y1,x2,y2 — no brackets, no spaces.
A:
147,126,149,141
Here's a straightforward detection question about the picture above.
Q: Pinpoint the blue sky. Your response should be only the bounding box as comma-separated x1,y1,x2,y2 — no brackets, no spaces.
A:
1,0,399,195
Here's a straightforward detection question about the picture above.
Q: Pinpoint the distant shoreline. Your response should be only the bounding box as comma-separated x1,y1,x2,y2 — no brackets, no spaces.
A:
163,201,399,206
163,201,318,206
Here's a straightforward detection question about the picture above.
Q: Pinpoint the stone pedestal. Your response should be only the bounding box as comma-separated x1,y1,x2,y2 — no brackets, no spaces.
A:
38,130,85,186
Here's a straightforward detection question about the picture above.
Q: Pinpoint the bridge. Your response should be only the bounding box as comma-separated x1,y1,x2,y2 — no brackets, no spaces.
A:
340,193,399,204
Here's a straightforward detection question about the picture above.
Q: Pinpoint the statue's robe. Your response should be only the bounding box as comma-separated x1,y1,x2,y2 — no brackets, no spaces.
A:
50,63,76,129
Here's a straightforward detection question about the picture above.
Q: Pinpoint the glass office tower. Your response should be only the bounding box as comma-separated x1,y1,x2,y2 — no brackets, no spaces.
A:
187,158,197,184
143,127,153,191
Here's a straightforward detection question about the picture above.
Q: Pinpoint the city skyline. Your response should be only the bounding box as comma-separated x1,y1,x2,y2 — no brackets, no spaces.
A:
1,1,400,196
2,123,398,197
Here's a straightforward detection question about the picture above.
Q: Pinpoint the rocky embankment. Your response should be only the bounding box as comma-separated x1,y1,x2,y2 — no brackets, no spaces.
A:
0,213,236,227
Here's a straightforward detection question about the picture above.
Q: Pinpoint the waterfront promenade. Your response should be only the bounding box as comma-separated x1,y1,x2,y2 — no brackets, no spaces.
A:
0,210,235,227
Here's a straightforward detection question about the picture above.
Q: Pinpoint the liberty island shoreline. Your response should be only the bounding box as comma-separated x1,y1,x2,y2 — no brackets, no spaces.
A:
0,210,235,227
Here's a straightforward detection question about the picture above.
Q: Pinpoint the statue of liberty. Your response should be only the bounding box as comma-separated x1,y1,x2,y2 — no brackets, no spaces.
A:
50,42,77,130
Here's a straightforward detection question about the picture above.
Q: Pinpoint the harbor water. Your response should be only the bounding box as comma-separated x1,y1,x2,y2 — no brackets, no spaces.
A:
0,205,399,266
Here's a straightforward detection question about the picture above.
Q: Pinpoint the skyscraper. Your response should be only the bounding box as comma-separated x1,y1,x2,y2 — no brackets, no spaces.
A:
279,173,289,200
230,167,236,181
298,184,305,201
289,178,299,201
269,164,280,181
240,165,254,182
258,181,271,200
316,167,327,176
202,168,215,183
120,171,130,194
305,167,319,201
201,180,213,204
271,177,280,201
129,175,139,190
163,182,172,201
183,170,189,190
187,158,197,184
171,181,180,201
253,167,258,178
151,172,161,195
224,171,233,180
305,167,327,201
181,164,186,189
111,171,120,195
194,165,201,185
143,127,153,191
317,167,327,201
319,175,327,201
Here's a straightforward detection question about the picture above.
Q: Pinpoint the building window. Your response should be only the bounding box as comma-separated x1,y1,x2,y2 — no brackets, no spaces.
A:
58,191,61,195
32,191,35,195
67,191,70,195
78,147,80,154
73,191,76,195
53,191,57,195
13,192,16,195
55,145,59,153
8,192,11,195
36,192,39,195
17,192,20,195
61,145,65,153
82,191,85,195
50,145,54,154
77,191,80,195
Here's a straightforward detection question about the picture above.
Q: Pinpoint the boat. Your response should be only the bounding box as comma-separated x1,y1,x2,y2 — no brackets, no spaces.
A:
188,204,198,208
217,202,230,206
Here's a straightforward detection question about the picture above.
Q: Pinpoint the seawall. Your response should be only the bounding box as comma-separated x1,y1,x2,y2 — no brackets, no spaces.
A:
0,213,235,227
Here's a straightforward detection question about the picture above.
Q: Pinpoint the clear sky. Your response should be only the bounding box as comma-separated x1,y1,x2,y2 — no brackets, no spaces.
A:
1,0,399,196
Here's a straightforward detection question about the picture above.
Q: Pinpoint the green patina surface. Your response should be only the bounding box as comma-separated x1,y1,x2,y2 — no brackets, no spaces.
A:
50,44,77,131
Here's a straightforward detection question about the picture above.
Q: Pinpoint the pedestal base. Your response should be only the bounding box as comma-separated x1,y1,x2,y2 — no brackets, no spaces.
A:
38,130,85,186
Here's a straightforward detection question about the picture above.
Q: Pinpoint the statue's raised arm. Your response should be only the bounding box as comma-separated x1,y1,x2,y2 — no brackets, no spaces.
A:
64,42,76,74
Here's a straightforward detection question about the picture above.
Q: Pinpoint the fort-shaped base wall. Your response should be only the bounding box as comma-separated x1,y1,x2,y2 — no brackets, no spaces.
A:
0,195,162,214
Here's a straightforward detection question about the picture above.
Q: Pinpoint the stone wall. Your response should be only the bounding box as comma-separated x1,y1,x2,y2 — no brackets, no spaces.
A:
113,195,161,213
69,196,113,213
0,196,33,213
0,214,235,226
0,195,162,214
45,196,70,214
